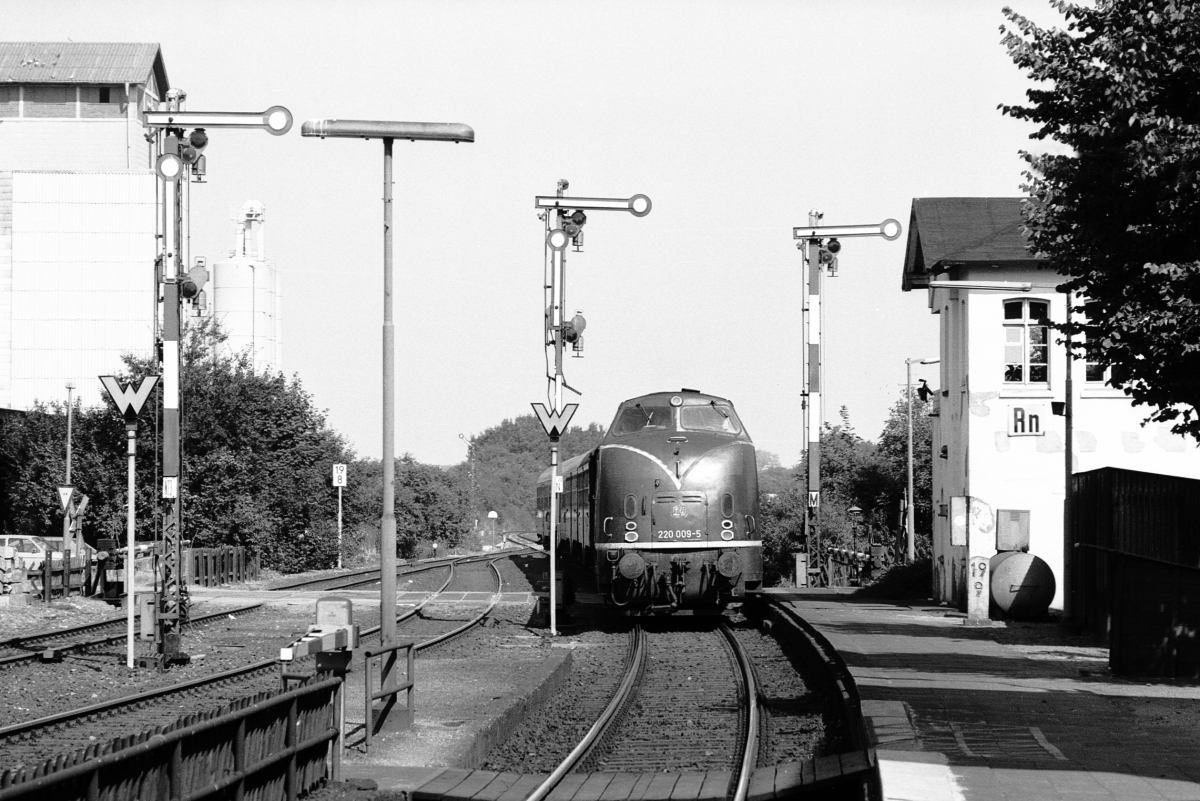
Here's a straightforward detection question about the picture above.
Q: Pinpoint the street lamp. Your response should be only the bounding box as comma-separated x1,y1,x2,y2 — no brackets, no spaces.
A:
905,358,939,563
301,117,473,725
847,505,863,554
847,505,863,586
487,510,498,551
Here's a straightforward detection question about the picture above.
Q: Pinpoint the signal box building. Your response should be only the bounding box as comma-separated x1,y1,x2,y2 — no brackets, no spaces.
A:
0,42,167,410
901,197,1200,610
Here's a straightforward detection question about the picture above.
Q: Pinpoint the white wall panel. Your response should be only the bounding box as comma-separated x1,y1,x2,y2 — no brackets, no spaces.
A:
9,171,155,410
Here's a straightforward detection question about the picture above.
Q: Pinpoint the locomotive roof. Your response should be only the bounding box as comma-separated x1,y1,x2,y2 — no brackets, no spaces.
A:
620,389,733,406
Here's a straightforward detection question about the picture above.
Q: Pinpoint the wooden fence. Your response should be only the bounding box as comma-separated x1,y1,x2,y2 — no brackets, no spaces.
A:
1078,545,1200,679
184,546,260,587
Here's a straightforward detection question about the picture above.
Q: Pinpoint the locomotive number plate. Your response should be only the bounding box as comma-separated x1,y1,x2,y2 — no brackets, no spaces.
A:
656,530,704,540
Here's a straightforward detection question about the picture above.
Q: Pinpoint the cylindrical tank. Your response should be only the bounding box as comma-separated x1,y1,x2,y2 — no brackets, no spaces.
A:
990,551,1056,620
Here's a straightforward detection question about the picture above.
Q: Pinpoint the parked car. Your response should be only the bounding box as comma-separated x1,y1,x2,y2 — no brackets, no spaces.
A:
0,535,51,569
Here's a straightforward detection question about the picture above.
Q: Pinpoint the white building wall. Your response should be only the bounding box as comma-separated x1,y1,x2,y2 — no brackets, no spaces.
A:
0,172,12,406
9,171,156,408
929,265,1200,611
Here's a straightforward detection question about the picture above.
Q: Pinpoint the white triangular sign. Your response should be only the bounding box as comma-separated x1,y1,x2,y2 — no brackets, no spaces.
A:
531,403,578,440
100,374,160,421
57,485,74,512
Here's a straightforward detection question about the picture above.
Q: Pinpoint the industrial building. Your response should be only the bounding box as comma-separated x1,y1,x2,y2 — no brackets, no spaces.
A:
0,42,166,411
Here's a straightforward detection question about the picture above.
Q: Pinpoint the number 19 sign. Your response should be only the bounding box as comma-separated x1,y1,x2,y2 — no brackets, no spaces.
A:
332,464,347,568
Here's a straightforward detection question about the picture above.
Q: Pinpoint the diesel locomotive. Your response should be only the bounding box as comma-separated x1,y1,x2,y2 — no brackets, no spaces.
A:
537,389,763,614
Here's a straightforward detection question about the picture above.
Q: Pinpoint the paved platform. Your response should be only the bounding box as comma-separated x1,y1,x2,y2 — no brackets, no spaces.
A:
769,589,1200,801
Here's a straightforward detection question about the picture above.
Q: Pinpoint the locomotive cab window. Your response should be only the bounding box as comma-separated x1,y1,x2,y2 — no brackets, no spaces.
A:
679,403,740,434
611,404,673,436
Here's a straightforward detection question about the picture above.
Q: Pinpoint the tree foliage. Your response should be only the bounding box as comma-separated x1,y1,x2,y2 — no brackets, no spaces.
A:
0,318,467,573
758,399,933,585
1000,1,1200,437
462,415,606,533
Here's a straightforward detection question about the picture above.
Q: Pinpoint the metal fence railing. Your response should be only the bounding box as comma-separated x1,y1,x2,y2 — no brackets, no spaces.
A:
0,676,341,801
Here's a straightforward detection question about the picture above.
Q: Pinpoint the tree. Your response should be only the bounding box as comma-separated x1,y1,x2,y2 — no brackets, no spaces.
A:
875,391,934,558
1001,1,1200,438
464,415,606,532
0,318,363,573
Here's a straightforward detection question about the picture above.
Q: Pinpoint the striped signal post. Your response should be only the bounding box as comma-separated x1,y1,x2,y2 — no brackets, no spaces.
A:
146,97,293,668
533,184,651,635
793,215,902,586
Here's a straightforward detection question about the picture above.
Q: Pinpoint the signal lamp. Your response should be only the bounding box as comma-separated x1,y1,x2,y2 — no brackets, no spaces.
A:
155,153,184,181
827,237,842,253
180,257,209,301
189,128,208,150
562,312,586,343
569,210,587,226
546,228,570,251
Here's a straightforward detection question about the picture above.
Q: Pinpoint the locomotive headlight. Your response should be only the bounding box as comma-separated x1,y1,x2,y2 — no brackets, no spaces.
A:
625,530,639,543
618,551,646,579
717,551,743,579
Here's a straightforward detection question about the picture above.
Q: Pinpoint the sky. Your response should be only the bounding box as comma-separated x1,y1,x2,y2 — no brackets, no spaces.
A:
9,0,1054,468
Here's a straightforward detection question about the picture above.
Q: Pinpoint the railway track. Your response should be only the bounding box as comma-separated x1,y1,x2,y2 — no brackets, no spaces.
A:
528,621,761,801
0,556,510,783
0,602,263,669
268,555,463,592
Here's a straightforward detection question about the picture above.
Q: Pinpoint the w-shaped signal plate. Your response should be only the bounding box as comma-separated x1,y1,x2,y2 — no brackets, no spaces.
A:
793,219,902,241
536,194,652,217
142,106,293,136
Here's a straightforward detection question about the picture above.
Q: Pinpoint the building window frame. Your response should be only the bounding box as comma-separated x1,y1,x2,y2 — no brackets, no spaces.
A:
1003,298,1051,386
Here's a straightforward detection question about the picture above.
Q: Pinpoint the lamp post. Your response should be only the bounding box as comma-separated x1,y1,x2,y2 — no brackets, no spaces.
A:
905,358,939,563
488,510,498,551
301,117,473,725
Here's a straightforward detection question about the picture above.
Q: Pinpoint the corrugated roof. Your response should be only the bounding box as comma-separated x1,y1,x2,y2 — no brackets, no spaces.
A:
901,197,1041,290
0,42,167,90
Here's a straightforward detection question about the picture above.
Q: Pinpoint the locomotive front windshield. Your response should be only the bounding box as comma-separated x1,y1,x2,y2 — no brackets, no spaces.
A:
679,403,741,434
610,400,743,436
611,404,673,436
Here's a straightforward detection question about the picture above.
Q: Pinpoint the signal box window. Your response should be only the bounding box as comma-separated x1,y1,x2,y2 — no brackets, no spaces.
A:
679,404,741,434
611,404,672,436
1004,299,1050,384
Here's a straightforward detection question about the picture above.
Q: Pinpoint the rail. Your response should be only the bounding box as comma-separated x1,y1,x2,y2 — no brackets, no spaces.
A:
0,656,278,741
0,675,341,801
525,624,646,801
0,602,263,669
719,621,762,801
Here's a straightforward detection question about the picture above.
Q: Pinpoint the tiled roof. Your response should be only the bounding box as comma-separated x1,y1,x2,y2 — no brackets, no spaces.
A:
0,42,167,90
901,197,1042,290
